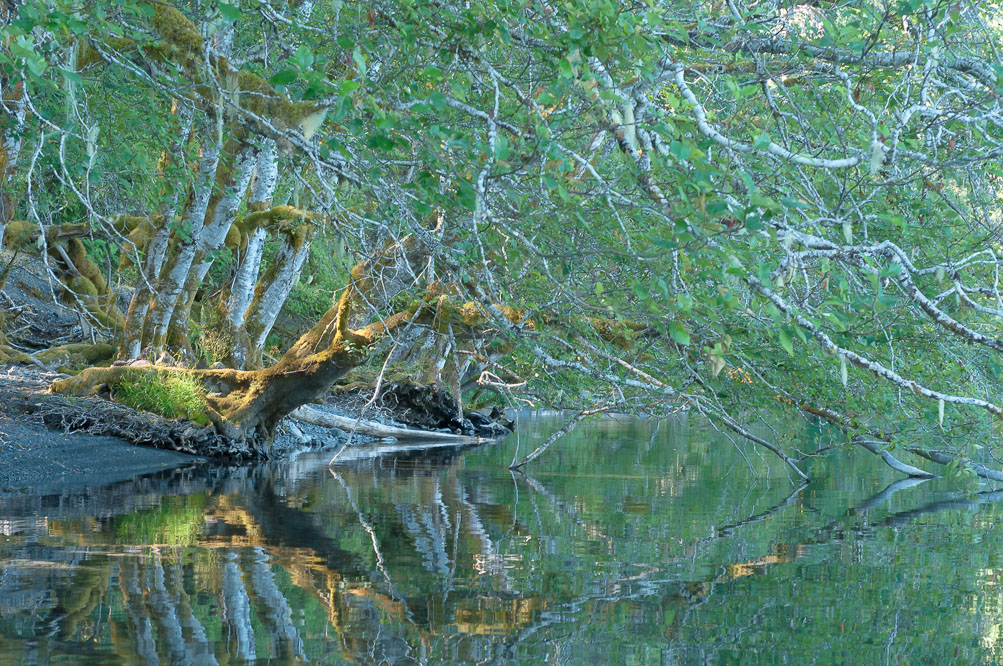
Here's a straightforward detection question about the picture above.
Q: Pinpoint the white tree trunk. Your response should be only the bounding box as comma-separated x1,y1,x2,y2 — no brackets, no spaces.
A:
147,131,221,347
220,552,256,662
246,547,305,660
226,139,277,329
248,229,312,349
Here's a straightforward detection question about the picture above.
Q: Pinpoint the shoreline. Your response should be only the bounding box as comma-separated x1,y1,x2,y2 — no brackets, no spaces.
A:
0,365,205,493
0,413,205,494
0,363,510,493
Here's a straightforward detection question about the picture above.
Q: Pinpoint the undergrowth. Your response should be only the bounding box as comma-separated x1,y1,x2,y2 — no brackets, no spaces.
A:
191,303,232,366
115,370,210,425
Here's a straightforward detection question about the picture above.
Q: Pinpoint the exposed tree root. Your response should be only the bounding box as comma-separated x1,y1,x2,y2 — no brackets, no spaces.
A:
4,381,255,459
49,364,513,457
333,380,512,437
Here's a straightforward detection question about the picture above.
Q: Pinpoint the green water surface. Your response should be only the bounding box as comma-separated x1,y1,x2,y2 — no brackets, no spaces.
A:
0,414,999,664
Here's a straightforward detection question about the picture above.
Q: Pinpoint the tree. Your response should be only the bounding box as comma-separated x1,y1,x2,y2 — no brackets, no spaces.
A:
4,0,1003,475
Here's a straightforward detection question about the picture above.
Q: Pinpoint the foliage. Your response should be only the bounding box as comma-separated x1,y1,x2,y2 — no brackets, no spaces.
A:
110,494,208,545
5,0,1003,471
191,303,232,366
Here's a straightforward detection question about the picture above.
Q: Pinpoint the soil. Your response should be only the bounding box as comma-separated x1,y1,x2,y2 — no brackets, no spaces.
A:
1,260,84,350
0,368,203,494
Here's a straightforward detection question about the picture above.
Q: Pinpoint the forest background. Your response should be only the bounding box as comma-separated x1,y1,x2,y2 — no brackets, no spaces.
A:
1,0,1003,479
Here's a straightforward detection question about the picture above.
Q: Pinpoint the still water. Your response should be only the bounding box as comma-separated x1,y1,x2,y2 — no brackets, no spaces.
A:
0,413,1000,664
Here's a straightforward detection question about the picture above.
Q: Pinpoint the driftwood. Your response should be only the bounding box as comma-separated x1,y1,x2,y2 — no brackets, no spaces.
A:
327,439,482,465
290,405,482,443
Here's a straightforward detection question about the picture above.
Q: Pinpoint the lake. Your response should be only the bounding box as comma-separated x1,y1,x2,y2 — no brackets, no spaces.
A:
0,413,999,664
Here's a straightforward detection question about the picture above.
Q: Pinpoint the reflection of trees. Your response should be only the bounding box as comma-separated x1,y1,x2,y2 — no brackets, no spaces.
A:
4,443,1003,664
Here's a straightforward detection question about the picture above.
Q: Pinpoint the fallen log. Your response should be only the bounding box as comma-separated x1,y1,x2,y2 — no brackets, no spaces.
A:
290,405,485,443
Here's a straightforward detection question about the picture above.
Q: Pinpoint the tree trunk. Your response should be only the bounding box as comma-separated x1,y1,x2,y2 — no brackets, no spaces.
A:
0,77,24,247
144,127,222,351
245,225,314,350
121,103,195,358
54,232,433,453
167,140,257,345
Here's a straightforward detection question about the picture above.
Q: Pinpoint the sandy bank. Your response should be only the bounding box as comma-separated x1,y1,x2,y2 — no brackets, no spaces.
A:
0,366,204,493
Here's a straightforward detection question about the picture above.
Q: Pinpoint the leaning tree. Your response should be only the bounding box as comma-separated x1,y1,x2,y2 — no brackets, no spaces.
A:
4,0,1003,477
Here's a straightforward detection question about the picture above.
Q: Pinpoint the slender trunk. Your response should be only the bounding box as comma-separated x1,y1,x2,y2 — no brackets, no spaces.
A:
224,139,278,367
0,0,25,246
146,557,188,665
145,126,222,351
246,225,314,350
119,557,162,664
245,547,305,661
168,141,257,337
228,227,266,329
220,552,256,662
121,103,194,358
166,560,219,666
0,79,25,246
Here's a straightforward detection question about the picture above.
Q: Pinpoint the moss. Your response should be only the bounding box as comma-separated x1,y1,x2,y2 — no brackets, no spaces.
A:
2,220,32,248
35,343,116,374
456,300,535,330
235,70,321,126
67,238,108,293
68,275,100,297
77,37,137,69
240,205,320,229
150,4,204,61
224,223,242,250
0,344,31,364
110,214,150,235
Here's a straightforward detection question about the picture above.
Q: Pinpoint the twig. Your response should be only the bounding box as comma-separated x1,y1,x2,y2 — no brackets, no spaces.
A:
509,400,607,469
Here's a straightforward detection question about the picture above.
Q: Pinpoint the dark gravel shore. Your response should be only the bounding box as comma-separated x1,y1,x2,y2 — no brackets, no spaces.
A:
0,366,204,493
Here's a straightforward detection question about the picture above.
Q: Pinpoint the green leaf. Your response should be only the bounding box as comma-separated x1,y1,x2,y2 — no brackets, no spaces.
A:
778,328,794,356
296,45,315,69
352,47,367,77
269,69,297,86
218,2,240,22
422,65,443,81
58,67,82,85
780,196,810,209
632,280,648,301
669,322,690,346
753,132,771,149
881,263,902,278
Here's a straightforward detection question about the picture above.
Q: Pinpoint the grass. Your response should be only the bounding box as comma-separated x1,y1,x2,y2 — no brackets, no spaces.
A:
115,369,210,425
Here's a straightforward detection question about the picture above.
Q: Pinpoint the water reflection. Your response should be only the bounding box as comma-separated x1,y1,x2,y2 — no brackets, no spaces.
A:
1,415,1001,663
